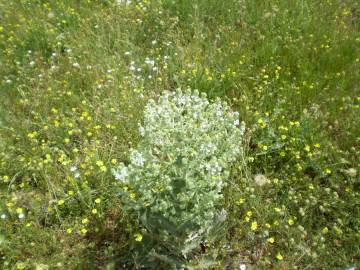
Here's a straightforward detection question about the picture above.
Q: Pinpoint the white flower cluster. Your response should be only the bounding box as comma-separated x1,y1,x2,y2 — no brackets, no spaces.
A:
113,88,244,250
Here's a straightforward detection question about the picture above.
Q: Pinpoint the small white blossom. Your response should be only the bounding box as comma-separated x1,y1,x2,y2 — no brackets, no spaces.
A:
130,151,145,166
139,125,145,136
113,166,129,183
239,264,246,270
344,168,357,177
254,174,268,186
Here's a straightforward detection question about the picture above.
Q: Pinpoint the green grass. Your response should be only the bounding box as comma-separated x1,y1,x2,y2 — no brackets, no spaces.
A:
0,0,359,269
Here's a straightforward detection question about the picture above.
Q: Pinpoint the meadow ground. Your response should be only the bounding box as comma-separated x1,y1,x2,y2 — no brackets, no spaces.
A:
0,0,359,269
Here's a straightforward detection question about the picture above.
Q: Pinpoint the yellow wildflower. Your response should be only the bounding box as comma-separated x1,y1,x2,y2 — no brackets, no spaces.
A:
57,199,65,206
82,218,89,224
251,221,258,231
276,253,283,260
134,233,143,242
267,237,275,244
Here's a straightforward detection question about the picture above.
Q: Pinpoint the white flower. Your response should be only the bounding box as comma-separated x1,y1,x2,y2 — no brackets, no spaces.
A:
130,151,145,166
113,166,129,182
254,174,268,186
239,263,246,270
139,125,145,136
115,0,132,5
18,213,25,219
344,168,357,177
144,58,155,66
70,166,77,172
1,214,6,219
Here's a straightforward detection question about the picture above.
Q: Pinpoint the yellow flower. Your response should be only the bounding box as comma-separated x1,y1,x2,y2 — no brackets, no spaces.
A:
322,227,329,234
16,208,23,214
251,221,258,231
82,218,89,224
91,208,97,214
66,228,73,234
288,218,294,226
27,131,38,138
111,159,117,165
235,198,245,205
267,237,275,244
325,168,332,174
3,175,9,183
276,253,283,260
95,198,101,204
304,145,311,152
81,228,87,235
16,262,26,270
57,199,65,206
96,160,104,167
134,233,143,242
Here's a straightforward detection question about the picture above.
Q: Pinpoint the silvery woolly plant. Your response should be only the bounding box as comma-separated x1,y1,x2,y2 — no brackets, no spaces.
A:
113,89,245,269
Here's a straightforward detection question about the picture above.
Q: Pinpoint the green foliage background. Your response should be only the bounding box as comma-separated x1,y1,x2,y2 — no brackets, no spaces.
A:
0,0,359,269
